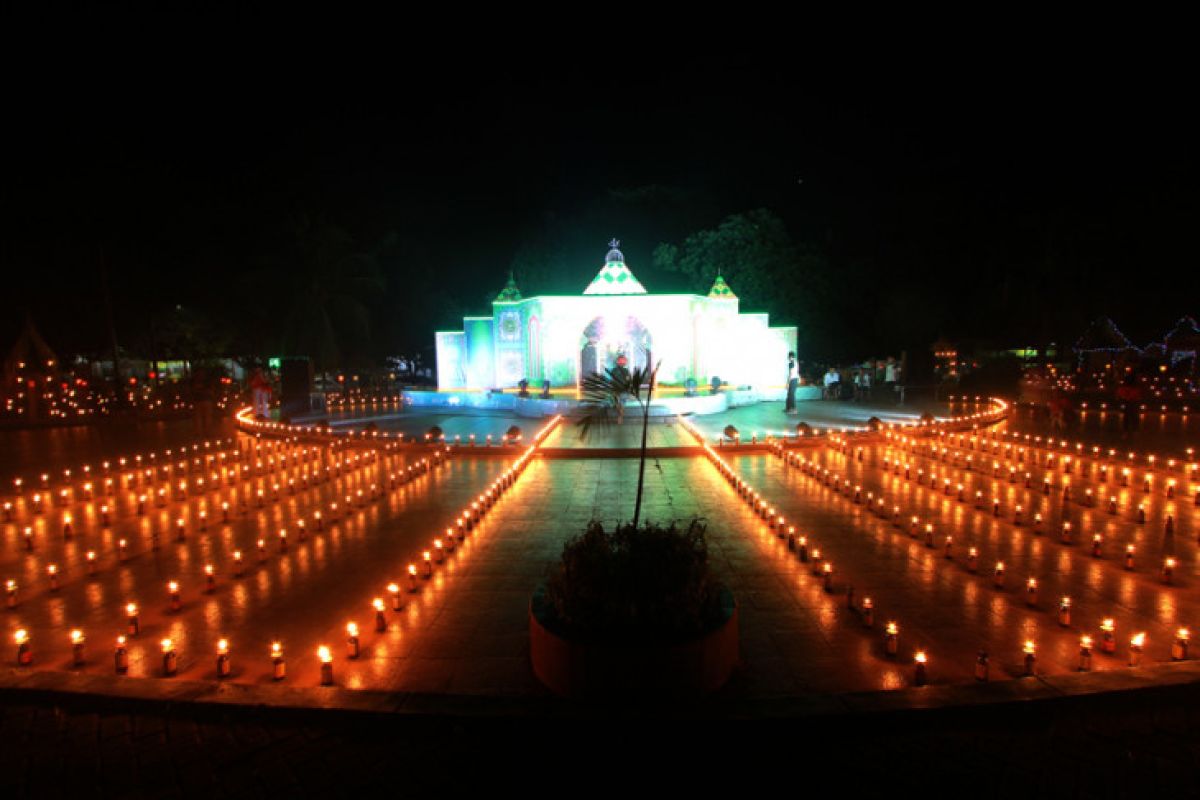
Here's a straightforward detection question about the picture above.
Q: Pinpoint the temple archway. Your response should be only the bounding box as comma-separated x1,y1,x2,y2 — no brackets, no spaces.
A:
579,315,652,378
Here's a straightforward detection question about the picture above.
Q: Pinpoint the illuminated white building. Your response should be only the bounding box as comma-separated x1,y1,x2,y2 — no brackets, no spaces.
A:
436,242,797,391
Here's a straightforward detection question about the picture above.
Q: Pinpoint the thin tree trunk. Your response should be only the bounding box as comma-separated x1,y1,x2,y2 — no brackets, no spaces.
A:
632,370,655,527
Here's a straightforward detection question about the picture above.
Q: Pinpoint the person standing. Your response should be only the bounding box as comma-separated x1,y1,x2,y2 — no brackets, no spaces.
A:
785,351,798,414
250,368,272,419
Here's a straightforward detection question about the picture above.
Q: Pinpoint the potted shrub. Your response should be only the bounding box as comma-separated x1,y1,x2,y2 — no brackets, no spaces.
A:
530,519,738,696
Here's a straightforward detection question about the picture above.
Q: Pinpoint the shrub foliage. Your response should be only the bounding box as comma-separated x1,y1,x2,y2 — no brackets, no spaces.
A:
544,519,725,641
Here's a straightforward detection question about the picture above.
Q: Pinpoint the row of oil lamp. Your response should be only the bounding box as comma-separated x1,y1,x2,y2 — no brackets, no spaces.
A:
4,451,376,526
5,435,369,506
2,441,407,544
5,436,242,497
683,419,950,684
801,439,1194,660
5,417,561,684
321,421,559,684
710,398,1009,447
4,449,447,603
990,426,1194,477
235,405,509,446
809,440,1187,591
868,436,1195,535
881,432,1200,506
3,442,400,546
865,441,1189,534
900,426,1198,483
7,458,512,680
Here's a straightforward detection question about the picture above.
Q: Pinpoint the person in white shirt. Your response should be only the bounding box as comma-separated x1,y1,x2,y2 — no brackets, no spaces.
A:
785,352,799,413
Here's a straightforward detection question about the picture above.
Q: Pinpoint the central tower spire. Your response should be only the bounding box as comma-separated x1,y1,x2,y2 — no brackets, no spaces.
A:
584,239,646,295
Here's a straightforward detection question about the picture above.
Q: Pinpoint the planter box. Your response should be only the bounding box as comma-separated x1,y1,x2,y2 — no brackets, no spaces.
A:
529,584,739,697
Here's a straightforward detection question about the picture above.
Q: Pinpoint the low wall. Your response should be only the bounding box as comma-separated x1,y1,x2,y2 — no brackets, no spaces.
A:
529,585,739,697
400,387,824,418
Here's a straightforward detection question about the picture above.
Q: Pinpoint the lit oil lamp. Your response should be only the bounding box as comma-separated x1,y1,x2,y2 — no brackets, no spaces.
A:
114,635,129,674
809,548,823,576
1058,596,1071,627
913,651,928,687
884,621,899,657
271,642,286,680
1172,628,1189,661
161,638,177,676
1129,632,1146,667
1078,635,1093,671
216,639,231,678
1022,640,1036,676
373,599,387,632
15,629,31,666
1100,618,1117,654
346,623,360,659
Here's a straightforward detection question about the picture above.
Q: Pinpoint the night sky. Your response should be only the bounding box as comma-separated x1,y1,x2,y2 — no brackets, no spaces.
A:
5,40,1197,367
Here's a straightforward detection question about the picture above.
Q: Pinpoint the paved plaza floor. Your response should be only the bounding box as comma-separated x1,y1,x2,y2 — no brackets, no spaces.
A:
0,409,1195,705
2,404,1199,793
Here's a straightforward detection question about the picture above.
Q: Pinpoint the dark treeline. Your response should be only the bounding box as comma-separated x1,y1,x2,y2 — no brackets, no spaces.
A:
4,53,1197,371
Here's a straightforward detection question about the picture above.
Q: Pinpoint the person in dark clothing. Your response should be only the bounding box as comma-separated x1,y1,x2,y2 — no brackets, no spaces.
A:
785,351,798,414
